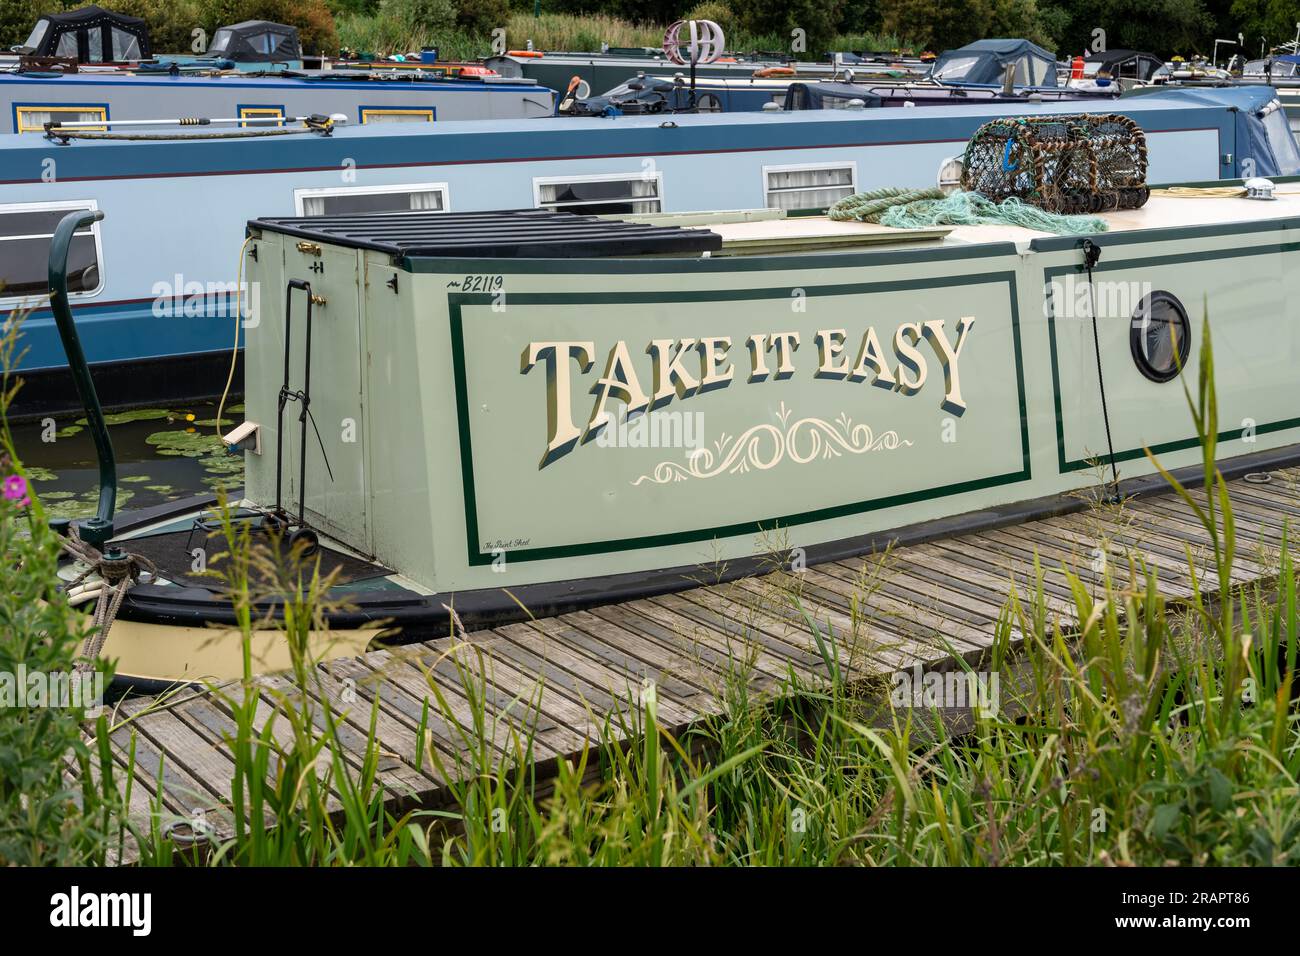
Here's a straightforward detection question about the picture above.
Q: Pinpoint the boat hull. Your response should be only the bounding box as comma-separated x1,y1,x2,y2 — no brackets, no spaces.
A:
105,618,380,691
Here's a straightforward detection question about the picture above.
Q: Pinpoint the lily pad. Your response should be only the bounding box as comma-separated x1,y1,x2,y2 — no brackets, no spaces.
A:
200,453,244,477
55,425,83,439
77,408,171,426
145,429,224,458
121,475,152,483
193,418,233,428
42,498,90,520
23,466,57,482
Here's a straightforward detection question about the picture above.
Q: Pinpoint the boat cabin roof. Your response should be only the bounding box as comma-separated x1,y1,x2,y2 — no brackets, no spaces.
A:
251,190,1300,264
698,190,1300,252
248,208,723,258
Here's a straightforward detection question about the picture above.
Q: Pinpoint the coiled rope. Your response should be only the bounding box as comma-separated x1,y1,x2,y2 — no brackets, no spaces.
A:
60,526,157,671
828,187,1109,235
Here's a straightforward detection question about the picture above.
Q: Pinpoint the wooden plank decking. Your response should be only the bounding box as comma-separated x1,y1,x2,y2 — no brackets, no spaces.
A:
91,466,1300,854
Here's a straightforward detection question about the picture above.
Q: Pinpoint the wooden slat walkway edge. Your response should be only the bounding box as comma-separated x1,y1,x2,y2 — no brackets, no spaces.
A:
87,465,1300,860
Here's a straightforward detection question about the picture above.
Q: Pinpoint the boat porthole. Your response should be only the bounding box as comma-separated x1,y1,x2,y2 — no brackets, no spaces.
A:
1130,291,1190,383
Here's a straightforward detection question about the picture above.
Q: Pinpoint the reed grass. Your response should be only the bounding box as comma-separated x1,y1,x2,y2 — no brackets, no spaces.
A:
3,312,1299,865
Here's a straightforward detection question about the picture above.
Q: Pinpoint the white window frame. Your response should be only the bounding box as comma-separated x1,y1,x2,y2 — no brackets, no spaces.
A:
532,171,665,213
292,181,451,217
761,161,857,211
0,199,104,305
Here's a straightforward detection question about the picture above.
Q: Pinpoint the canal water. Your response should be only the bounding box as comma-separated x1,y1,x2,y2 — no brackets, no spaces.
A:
11,403,243,520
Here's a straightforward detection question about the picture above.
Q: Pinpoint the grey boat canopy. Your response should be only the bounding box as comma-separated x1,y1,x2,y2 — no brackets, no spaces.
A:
204,20,300,63
248,209,723,259
15,5,150,62
930,38,1057,87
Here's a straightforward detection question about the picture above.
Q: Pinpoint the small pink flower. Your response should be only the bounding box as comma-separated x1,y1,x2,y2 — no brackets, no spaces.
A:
3,474,30,506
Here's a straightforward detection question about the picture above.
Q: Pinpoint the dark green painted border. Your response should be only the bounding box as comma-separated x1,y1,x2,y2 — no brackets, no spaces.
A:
1043,231,1300,474
1030,214,1300,253
449,268,1031,566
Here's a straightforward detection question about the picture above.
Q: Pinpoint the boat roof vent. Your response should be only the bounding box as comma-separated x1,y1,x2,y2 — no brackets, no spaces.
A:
247,209,723,258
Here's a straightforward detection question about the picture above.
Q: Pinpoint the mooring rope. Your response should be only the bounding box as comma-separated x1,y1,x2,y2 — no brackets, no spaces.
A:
829,187,1109,235
60,526,157,671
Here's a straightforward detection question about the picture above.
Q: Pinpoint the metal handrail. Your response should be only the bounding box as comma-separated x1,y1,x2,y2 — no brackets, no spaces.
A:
47,208,116,547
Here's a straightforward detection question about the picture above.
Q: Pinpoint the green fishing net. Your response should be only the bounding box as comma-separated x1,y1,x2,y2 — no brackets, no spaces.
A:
828,187,1109,235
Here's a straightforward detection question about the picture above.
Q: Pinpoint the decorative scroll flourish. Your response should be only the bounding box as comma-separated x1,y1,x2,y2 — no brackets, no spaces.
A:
631,402,912,486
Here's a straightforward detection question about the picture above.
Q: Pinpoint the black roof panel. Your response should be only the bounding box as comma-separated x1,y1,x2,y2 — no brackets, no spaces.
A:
248,209,723,259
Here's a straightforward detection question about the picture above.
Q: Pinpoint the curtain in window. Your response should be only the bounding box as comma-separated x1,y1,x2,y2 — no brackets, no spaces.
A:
538,178,661,213
303,189,446,216
765,168,853,211
365,111,432,124
17,109,103,132
409,190,443,211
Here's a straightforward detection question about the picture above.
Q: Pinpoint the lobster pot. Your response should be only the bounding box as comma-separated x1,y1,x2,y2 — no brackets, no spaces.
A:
961,113,1150,214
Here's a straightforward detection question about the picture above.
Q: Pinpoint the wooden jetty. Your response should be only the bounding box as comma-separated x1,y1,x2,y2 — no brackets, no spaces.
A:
89,464,1300,855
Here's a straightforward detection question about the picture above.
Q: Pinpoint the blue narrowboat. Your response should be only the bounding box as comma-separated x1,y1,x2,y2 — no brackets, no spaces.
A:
0,87,1294,415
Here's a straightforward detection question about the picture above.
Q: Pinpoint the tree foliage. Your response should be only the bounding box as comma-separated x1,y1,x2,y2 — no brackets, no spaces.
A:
1040,0,1213,57
879,0,1055,51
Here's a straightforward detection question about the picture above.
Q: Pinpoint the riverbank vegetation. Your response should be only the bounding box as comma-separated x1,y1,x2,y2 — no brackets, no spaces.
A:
2,315,1298,866
0,0,1282,63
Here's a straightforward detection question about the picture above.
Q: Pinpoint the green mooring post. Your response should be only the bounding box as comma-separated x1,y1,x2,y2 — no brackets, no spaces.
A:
47,208,117,549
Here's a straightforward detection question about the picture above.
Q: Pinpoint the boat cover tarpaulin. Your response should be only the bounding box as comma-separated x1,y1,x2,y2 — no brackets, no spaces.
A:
782,83,884,110
18,5,150,62
931,38,1057,87
1145,85,1300,177
204,21,300,63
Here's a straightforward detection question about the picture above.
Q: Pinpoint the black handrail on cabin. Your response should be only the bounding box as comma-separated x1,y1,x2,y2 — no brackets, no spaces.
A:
47,208,117,549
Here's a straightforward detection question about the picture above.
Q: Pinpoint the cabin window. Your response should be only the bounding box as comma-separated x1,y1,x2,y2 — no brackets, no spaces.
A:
110,28,142,61
764,164,856,212
932,55,979,81
239,106,285,128
294,183,449,217
54,32,78,59
360,108,435,124
22,20,49,50
534,174,663,214
1131,291,1190,383
15,105,107,133
0,202,102,301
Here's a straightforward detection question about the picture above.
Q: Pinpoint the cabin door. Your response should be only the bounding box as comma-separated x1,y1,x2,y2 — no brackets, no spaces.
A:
278,242,369,553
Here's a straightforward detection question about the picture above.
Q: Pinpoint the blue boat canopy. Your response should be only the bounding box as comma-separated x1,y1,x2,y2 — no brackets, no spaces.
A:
1140,85,1300,177
931,39,1057,87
